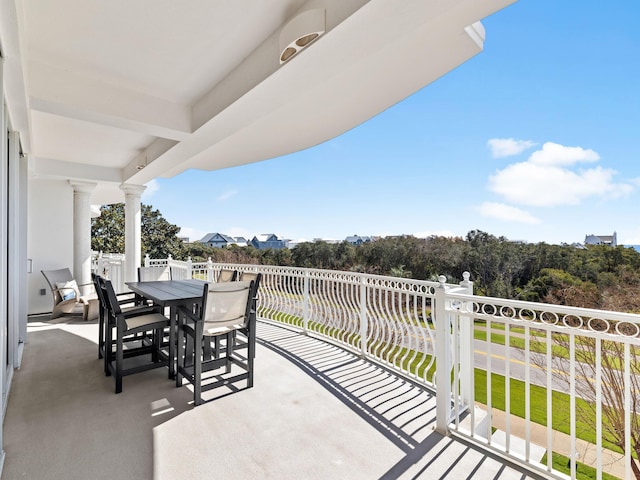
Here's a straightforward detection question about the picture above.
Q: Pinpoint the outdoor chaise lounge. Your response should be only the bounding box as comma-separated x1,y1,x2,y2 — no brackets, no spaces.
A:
41,268,99,321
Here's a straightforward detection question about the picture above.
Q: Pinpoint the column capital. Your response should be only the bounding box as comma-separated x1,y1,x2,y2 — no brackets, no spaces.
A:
68,180,97,195
120,183,147,197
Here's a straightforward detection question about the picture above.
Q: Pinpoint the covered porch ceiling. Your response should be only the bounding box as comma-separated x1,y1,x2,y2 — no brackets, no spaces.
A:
2,0,514,204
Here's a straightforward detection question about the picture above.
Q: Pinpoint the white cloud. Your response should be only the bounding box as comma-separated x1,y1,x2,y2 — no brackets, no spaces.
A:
178,227,207,243
226,227,252,239
528,142,599,166
142,179,160,200
488,143,633,207
487,138,537,158
476,202,541,224
217,189,238,201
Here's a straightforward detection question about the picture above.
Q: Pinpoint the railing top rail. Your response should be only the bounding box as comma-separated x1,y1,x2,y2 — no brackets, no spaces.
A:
201,262,454,289
445,290,640,326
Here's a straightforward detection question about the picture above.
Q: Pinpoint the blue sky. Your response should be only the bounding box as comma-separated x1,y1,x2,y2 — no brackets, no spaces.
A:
143,1,640,246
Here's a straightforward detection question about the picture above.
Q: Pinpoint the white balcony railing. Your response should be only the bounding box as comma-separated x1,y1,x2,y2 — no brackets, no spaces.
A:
93,254,640,480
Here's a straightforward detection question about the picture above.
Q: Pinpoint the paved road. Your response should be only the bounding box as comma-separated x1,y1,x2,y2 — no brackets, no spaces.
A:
406,325,620,399
473,339,564,390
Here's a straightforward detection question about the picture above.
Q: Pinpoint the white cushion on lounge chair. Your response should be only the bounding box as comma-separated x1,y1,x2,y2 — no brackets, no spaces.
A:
57,280,78,301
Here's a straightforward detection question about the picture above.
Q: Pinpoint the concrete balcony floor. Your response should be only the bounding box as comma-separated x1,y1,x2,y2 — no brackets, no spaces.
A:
3,317,540,480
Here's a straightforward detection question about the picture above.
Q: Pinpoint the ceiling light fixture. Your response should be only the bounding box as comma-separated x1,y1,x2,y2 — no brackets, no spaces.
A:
279,9,325,64
136,156,147,170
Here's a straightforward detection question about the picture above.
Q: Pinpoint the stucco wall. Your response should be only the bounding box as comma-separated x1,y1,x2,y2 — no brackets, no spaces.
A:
28,179,75,315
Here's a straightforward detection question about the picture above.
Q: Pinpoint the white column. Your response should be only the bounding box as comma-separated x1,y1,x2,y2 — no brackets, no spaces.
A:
120,184,146,283
69,181,97,295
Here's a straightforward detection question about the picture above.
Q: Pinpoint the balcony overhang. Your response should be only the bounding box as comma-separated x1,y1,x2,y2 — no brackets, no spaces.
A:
3,0,515,203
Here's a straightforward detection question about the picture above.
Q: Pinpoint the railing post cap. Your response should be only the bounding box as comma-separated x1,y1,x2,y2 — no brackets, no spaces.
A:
438,275,447,285
462,271,470,281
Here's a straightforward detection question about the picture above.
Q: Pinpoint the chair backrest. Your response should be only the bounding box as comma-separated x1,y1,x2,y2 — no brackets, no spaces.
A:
92,273,106,309
240,272,262,306
201,280,253,329
99,278,123,317
167,266,181,280
42,268,76,304
240,271,261,289
217,269,238,283
138,266,172,282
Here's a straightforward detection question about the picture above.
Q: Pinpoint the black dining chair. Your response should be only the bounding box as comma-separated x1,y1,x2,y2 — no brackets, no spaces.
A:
101,278,173,394
93,273,154,364
208,271,262,361
176,279,258,405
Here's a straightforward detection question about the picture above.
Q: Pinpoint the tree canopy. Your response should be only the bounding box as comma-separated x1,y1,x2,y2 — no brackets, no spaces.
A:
210,231,640,313
91,203,187,261
93,204,640,313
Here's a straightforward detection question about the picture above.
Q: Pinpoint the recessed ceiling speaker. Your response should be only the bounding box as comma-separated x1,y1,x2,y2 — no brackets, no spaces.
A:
279,9,325,64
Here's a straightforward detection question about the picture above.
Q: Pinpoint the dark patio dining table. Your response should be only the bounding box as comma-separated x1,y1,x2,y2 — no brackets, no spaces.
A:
125,278,208,378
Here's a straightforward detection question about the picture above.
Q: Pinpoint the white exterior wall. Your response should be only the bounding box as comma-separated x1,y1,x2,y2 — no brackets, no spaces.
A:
27,178,75,315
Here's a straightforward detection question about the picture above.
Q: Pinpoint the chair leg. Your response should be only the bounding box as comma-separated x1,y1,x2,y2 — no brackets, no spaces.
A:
185,330,194,368
104,323,112,376
98,307,104,360
247,320,256,388
116,326,123,394
168,319,176,381
151,329,159,363
225,332,233,374
176,319,184,387
193,321,204,406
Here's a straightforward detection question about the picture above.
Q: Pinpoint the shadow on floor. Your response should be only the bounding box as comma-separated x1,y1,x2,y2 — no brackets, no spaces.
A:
2,317,540,480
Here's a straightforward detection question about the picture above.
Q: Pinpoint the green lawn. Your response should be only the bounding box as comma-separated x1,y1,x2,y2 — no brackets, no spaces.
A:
473,370,623,454
541,452,621,480
261,306,631,461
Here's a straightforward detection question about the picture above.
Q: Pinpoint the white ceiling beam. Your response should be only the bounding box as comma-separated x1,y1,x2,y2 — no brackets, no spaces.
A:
28,61,192,141
122,137,178,183
31,156,122,183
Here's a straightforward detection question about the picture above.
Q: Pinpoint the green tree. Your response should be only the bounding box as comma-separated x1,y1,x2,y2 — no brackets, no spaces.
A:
520,268,600,307
185,241,217,262
91,203,187,263
91,203,126,254
141,205,187,260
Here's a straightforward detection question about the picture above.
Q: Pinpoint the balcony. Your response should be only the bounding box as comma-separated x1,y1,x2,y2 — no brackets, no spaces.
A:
4,315,539,479
13,256,632,480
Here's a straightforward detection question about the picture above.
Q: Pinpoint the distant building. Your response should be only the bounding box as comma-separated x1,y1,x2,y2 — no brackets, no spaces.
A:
312,238,340,244
345,235,374,245
178,236,190,243
198,232,237,248
250,234,289,250
234,237,248,247
584,232,617,247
